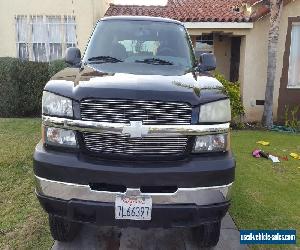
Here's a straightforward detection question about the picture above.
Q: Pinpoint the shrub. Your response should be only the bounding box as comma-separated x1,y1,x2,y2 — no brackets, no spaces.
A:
0,58,69,117
214,72,245,121
0,58,20,116
284,105,300,132
0,58,49,117
48,59,68,77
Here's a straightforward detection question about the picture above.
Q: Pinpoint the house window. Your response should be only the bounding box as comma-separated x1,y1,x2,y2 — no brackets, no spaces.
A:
31,16,48,62
16,16,29,60
47,16,63,61
65,16,77,48
288,23,300,88
195,34,214,53
15,15,77,62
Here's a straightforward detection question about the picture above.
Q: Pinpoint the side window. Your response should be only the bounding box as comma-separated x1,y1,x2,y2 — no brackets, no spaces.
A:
288,23,300,88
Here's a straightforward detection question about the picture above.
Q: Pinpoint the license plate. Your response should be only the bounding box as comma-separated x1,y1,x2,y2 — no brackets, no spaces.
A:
115,195,152,220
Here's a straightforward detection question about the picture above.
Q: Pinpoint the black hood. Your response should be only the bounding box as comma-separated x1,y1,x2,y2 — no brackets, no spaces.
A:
45,64,227,107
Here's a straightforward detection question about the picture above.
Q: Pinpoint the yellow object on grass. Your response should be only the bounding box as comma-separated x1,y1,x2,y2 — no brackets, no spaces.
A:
256,141,270,146
290,153,300,160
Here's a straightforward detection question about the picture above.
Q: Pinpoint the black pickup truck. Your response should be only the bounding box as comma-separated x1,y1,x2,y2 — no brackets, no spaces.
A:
34,16,235,247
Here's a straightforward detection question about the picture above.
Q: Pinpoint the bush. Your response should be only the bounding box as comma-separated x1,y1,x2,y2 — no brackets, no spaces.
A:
214,72,245,121
284,105,300,132
0,58,69,117
0,58,20,116
0,58,49,117
48,59,68,77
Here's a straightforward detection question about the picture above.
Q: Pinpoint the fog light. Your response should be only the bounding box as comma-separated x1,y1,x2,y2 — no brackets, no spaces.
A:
193,134,228,153
44,127,77,148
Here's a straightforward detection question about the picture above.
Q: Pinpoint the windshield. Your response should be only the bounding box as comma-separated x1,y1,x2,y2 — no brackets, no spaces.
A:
83,19,195,72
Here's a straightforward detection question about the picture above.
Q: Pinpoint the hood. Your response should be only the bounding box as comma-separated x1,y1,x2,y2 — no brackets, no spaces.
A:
46,65,227,106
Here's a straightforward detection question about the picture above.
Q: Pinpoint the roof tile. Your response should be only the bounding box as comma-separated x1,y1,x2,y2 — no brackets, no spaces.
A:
105,0,251,22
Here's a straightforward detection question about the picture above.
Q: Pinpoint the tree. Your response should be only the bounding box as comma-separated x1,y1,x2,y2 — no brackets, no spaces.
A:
261,0,284,128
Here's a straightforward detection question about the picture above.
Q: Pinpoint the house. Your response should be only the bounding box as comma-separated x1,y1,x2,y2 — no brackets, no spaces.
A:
105,0,300,122
0,0,111,62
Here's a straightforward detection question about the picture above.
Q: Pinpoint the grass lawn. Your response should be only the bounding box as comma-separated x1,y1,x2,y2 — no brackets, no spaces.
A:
230,130,300,249
0,118,52,249
0,118,299,249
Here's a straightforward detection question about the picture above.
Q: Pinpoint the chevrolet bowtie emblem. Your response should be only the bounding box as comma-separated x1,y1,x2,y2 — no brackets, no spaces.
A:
122,121,149,138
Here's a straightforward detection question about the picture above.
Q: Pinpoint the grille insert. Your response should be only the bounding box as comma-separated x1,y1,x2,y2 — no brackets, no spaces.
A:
83,132,189,156
80,99,192,125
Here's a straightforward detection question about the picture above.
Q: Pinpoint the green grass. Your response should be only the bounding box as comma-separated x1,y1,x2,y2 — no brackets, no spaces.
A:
230,130,300,249
0,119,299,249
0,119,52,249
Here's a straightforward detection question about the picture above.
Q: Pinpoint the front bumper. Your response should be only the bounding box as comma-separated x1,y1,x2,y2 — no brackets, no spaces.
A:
37,194,230,229
35,176,232,206
38,194,230,228
35,176,232,228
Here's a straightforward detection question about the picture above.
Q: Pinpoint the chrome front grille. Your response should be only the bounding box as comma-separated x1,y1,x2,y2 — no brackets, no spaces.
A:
83,132,189,156
80,99,192,157
80,99,192,125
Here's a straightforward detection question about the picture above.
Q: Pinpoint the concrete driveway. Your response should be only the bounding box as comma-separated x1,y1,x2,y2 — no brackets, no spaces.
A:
52,214,247,250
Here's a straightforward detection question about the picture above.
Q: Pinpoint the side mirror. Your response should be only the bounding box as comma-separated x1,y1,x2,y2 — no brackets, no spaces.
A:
65,47,81,66
198,53,216,72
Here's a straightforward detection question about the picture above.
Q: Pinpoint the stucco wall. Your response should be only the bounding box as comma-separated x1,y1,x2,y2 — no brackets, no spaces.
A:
0,0,110,58
240,18,269,121
241,0,300,121
213,34,232,79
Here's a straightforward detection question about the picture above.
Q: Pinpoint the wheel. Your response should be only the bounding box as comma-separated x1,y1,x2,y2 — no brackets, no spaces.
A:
48,214,81,242
192,221,221,248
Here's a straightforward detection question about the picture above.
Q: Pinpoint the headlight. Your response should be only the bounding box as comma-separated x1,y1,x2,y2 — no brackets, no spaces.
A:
199,99,231,123
42,91,73,117
193,134,229,153
43,127,77,148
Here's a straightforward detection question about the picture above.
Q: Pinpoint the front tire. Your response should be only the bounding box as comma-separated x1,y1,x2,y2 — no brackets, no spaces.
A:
192,221,221,248
49,215,81,242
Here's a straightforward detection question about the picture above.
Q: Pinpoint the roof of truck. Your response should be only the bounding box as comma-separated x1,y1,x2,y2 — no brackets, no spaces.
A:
101,15,183,25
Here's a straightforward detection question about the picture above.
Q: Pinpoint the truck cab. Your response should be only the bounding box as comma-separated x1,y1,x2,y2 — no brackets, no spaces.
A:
34,16,235,247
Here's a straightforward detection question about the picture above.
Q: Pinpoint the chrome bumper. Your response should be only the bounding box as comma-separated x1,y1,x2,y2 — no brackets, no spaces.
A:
42,115,230,137
35,176,232,206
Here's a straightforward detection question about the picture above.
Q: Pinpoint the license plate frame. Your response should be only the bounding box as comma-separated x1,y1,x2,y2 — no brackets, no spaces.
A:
115,195,152,221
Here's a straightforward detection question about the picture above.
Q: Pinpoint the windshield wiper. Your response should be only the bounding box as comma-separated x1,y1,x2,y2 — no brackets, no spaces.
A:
135,58,173,65
87,56,123,63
